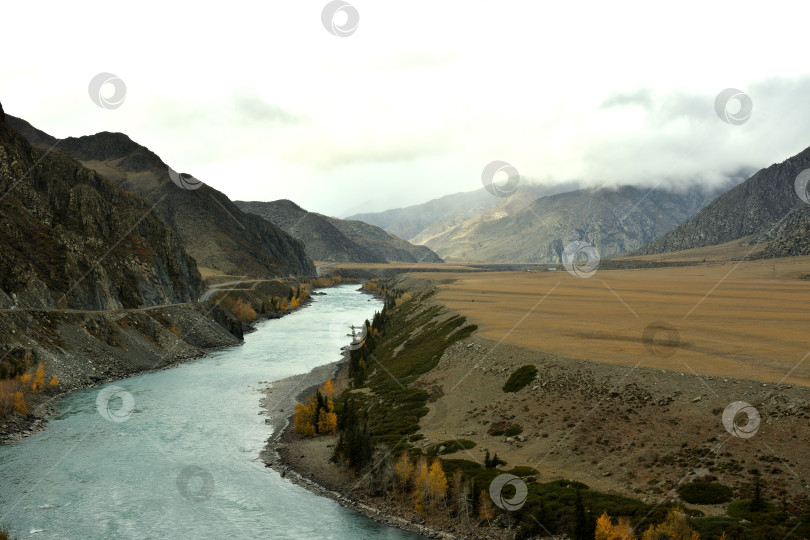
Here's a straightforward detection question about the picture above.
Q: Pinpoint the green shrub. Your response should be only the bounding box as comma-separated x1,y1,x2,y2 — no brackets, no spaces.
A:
677,481,733,504
727,499,777,521
503,365,538,392
507,466,539,477
425,439,476,455
488,420,523,436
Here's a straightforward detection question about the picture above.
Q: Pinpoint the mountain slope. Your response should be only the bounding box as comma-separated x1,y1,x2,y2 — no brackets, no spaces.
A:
347,183,578,244
347,189,500,241
6,116,314,278
636,147,810,256
234,200,386,263
422,186,717,262
322,216,443,263
0,103,202,310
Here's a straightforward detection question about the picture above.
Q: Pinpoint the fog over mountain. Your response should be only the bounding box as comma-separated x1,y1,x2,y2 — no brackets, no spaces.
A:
4,2,810,216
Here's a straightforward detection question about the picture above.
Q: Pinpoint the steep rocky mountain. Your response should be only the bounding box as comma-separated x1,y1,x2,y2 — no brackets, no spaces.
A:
322,216,443,263
421,186,719,262
236,199,443,263
6,116,314,278
757,205,810,258
234,200,385,263
0,102,202,310
636,147,810,256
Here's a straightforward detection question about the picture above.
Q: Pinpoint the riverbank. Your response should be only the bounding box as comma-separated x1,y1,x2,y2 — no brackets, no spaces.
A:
0,283,316,444
259,359,459,540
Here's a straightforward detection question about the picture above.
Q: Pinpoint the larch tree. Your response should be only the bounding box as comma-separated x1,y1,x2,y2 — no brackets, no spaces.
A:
427,458,448,509
411,457,429,513
478,489,494,524
394,451,414,495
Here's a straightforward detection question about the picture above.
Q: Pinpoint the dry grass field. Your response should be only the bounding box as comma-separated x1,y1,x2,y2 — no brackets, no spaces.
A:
412,256,810,387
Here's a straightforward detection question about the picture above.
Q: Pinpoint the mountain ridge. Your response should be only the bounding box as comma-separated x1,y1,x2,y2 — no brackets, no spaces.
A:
6,115,315,278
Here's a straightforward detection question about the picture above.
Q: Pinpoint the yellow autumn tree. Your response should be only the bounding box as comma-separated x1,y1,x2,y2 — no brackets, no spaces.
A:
478,489,494,524
641,509,700,540
49,376,58,387
32,363,46,392
321,379,335,398
12,392,27,416
411,457,430,513
293,380,337,436
293,400,317,436
394,451,414,494
317,407,337,434
596,511,637,540
427,458,448,508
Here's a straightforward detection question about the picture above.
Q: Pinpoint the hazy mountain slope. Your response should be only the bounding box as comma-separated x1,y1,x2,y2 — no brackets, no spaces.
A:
322,216,444,263
0,103,202,310
234,200,386,263
423,186,717,262
6,116,314,278
635,147,810,256
348,183,578,244
410,183,579,246
347,189,498,241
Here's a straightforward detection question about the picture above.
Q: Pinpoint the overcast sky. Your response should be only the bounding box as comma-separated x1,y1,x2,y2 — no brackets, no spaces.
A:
3,1,810,217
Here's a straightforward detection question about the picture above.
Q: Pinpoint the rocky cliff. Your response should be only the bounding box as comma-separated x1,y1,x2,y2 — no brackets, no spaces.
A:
0,106,202,310
6,116,315,278
636,146,810,256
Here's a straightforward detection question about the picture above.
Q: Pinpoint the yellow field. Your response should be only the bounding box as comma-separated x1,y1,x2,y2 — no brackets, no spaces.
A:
412,256,810,387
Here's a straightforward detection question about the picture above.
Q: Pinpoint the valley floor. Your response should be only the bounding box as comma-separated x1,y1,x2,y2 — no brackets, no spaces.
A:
265,260,810,538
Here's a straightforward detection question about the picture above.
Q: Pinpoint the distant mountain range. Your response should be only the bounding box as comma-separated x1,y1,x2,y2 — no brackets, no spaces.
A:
235,200,443,263
351,181,729,263
7,115,314,278
636,146,810,258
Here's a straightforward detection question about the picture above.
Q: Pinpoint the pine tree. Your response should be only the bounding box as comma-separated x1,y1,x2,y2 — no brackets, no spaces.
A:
751,477,765,512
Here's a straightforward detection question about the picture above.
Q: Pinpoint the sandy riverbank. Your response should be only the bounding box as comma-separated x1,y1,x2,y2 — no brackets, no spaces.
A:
259,359,463,540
